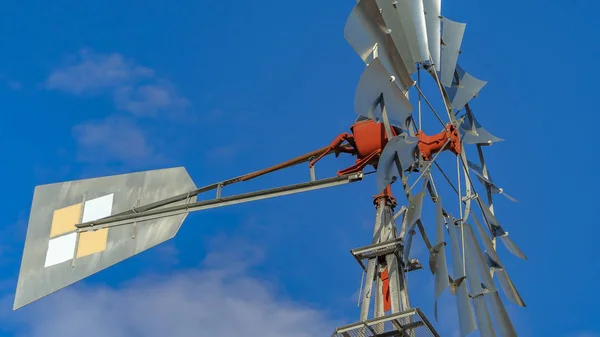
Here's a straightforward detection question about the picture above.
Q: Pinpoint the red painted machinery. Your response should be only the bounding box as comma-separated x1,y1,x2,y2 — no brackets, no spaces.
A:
309,119,461,176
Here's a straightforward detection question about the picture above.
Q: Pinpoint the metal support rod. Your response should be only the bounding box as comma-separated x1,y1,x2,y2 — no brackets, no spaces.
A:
417,64,422,131
380,97,395,141
77,173,363,231
102,146,333,220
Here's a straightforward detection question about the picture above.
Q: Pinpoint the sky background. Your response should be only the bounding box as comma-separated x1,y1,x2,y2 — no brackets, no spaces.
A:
0,0,598,336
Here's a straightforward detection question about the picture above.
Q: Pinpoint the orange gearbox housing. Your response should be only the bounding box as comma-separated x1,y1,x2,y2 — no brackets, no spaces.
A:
350,119,398,166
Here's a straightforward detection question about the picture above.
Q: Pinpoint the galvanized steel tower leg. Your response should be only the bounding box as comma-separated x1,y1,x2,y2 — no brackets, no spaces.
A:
359,194,411,322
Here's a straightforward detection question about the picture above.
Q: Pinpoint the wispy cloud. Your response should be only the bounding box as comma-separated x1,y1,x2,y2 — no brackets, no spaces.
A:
206,143,244,162
114,81,188,117
72,114,165,166
0,73,22,90
45,49,188,116
2,242,336,337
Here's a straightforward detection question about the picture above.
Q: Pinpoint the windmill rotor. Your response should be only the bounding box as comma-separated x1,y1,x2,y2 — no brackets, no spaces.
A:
12,1,527,336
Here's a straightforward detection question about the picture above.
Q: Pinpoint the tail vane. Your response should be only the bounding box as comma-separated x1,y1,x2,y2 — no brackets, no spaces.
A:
14,167,197,310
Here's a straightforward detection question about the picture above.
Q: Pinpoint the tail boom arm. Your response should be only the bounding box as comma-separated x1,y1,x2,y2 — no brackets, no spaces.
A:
76,173,363,231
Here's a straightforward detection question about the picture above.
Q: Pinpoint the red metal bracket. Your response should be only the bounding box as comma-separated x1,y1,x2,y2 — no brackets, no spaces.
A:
337,149,381,176
308,133,357,168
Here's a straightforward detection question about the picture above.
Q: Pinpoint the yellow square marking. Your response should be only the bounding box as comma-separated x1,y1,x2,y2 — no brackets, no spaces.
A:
50,203,82,238
76,228,109,258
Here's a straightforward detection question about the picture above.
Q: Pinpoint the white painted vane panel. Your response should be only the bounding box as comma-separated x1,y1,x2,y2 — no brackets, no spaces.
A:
82,194,114,223
44,233,77,268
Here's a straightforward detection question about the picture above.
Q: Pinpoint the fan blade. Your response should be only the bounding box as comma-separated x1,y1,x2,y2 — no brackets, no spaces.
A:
468,161,517,202
499,191,519,203
406,190,426,226
488,292,518,337
392,0,423,62
403,222,417,265
344,0,414,89
465,223,495,282
446,65,487,111
479,201,527,260
466,160,494,185
473,296,497,337
377,0,419,74
423,0,441,67
495,265,526,307
473,217,527,308
376,132,419,193
464,223,497,337
440,18,466,87
459,111,503,145
467,223,523,334
354,57,414,130
466,160,517,202
402,190,425,264
409,0,430,62
448,220,477,337
429,196,449,321
499,234,527,260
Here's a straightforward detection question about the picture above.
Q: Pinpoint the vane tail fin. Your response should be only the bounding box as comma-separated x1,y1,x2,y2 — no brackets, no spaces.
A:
14,167,197,310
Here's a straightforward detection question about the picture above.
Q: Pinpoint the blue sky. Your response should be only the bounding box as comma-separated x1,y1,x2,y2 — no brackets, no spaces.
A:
0,0,598,336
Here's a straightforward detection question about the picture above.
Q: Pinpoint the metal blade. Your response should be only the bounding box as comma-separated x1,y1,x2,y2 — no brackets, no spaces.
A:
479,201,527,260
499,234,527,260
344,0,414,89
354,57,414,130
377,0,418,74
465,223,495,286
423,0,441,67
488,292,518,337
440,17,466,87
466,160,517,202
446,65,487,111
433,196,449,295
459,111,503,145
474,224,526,308
464,223,497,337
406,190,426,226
376,132,419,193
466,160,494,185
495,268,526,307
403,222,417,265
392,0,423,62
403,190,425,264
499,191,519,203
409,0,430,62
472,296,497,337
448,220,477,337
429,196,449,321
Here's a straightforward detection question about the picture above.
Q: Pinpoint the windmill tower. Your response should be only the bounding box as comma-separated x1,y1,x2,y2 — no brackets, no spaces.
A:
12,1,526,336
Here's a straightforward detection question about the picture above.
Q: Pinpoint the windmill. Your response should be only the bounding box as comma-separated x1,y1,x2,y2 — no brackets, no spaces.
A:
13,1,526,336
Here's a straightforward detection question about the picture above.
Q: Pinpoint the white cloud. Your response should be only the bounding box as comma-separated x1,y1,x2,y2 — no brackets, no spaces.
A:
72,114,164,166
46,50,153,94
45,49,187,116
114,81,188,117
3,243,337,337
